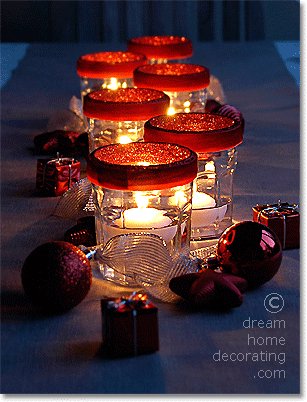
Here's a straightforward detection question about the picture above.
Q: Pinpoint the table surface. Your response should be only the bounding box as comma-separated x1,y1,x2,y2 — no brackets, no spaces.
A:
1,42,300,395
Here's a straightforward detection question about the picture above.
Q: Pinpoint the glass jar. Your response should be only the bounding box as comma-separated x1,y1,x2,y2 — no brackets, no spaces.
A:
133,63,209,115
76,51,147,100
127,35,193,64
144,112,244,240
83,87,170,152
87,142,198,285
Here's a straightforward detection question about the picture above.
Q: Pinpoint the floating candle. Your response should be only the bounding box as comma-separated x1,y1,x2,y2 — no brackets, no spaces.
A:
104,193,177,243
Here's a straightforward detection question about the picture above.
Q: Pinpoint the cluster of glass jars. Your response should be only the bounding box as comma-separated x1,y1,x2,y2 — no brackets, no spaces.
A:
77,51,147,99
76,35,244,287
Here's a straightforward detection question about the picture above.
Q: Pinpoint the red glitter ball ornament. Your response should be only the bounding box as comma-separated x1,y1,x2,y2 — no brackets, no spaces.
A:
22,241,92,313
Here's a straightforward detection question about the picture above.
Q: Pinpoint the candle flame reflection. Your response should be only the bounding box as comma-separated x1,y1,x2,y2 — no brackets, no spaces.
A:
135,192,149,208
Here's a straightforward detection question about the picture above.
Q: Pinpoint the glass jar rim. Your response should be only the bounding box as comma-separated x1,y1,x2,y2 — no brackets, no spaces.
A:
127,35,193,60
83,88,170,121
87,142,198,190
144,112,244,153
76,51,147,79
134,63,210,91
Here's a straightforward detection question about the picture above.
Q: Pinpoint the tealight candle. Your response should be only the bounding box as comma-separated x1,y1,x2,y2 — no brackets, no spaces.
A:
76,51,147,100
133,63,210,114
83,87,169,152
127,35,193,64
144,112,244,240
87,142,198,285
103,193,177,243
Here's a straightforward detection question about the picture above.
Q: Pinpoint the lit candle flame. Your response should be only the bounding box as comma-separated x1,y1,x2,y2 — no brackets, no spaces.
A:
119,135,132,144
183,100,191,113
167,106,176,115
107,77,119,90
135,193,149,208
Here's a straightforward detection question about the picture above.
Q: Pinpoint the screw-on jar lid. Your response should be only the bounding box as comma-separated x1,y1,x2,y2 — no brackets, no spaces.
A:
83,88,170,121
76,51,147,79
144,113,243,153
87,142,198,190
127,35,193,60
134,64,210,91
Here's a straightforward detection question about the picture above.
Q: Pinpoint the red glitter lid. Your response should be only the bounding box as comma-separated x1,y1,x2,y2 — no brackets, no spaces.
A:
134,64,210,91
144,113,244,153
127,35,193,60
76,51,147,78
83,88,170,121
87,142,198,190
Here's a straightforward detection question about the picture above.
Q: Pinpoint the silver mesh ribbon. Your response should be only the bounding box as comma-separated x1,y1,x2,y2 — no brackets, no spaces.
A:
53,177,94,219
82,233,216,303
207,75,227,104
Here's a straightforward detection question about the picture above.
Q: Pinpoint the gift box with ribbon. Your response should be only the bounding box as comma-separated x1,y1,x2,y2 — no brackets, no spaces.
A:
101,292,159,357
252,201,299,249
36,156,81,196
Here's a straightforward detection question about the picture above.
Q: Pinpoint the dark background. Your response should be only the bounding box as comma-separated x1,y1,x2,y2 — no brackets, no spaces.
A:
1,0,300,43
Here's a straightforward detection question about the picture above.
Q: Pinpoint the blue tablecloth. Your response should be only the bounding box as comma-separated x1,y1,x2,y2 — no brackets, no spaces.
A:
1,42,300,394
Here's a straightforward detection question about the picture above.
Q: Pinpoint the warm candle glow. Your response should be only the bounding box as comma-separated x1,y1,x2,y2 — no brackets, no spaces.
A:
183,100,191,113
167,106,176,115
106,77,120,90
119,135,133,144
135,192,149,208
105,192,177,242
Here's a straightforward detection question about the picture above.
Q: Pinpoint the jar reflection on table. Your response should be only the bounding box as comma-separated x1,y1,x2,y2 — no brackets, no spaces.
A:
87,142,198,286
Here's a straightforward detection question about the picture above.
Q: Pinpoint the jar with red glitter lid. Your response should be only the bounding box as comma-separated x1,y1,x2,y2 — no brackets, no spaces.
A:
144,112,244,241
83,88,170,152
127,35,193,64
76,51,147,100
133,63,210,115
87,142,198,285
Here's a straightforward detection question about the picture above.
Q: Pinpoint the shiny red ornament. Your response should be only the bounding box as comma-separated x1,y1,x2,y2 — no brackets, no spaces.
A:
217,221,282,288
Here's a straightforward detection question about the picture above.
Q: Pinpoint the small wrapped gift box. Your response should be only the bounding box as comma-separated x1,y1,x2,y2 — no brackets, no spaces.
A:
36,156,81,196
101,293,159,357
252,202,299,249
